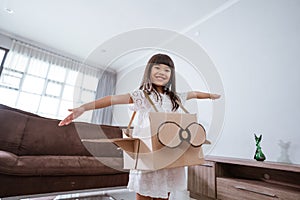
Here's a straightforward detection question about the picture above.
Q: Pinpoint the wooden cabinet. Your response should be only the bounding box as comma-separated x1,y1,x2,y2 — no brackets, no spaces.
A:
188,156,300,200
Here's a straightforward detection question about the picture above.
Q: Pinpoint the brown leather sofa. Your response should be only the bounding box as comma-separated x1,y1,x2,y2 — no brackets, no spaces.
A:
0,104,129,197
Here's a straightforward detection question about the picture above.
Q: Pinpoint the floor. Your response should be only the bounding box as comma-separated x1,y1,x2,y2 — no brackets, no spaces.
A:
1,187,133,200
1,187,196,200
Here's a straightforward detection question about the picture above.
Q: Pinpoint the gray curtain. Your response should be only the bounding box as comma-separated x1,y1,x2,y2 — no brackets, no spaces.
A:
91,70,116,125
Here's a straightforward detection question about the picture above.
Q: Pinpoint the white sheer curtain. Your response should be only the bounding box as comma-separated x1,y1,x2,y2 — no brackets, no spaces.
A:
0,40,116,124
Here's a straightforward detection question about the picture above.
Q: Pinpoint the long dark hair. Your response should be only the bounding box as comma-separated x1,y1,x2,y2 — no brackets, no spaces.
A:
139,53,180,111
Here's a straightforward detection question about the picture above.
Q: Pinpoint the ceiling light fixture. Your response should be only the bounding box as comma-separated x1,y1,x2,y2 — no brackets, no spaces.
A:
4,8,14,14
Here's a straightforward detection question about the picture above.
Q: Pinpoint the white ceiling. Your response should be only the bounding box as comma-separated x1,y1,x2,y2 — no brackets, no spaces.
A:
0,0,232,71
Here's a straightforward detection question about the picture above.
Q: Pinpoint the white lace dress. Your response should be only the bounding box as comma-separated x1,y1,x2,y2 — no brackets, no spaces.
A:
127,89,187,199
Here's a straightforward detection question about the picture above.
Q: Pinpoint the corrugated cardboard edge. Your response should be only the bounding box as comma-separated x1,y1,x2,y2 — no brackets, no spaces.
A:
82,138,139,153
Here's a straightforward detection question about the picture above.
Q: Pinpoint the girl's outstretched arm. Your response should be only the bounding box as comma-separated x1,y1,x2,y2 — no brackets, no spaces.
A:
58,93,133,126
186,91,221,100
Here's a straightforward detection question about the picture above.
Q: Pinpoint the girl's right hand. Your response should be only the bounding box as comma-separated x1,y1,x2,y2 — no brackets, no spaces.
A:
58,107,85,126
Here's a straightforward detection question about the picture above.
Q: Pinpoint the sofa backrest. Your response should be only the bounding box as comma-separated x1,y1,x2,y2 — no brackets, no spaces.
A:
0,103,43,118
0,106,123,157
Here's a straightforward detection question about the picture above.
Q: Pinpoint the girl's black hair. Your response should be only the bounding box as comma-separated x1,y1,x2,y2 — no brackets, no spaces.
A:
139,53,180,111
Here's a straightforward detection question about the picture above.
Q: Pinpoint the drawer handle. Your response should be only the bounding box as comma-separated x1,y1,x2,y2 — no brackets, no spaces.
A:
234,186,277,198
201,164,213,167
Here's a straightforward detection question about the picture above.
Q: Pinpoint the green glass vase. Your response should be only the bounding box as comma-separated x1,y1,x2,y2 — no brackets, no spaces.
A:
254,134,266,161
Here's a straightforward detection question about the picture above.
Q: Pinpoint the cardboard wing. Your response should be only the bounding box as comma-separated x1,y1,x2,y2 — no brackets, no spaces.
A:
82,138,141,154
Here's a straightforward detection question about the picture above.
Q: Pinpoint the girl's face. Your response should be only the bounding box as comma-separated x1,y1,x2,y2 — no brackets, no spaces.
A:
150,64,171,87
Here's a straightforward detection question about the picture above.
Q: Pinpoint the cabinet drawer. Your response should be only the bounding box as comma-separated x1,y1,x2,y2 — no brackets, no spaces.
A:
217,177,300,200
188,161,216,199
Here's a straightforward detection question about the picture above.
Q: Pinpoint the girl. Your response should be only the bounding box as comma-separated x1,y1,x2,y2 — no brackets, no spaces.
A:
59,54,220,200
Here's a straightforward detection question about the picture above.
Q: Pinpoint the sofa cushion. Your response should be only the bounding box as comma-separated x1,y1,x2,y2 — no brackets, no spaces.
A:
20,116,90,156
19,117,123,157
0,150,125,176
0,109,28,155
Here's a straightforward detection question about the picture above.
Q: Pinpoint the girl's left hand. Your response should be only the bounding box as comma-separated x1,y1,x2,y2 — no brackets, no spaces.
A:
210,94,221,100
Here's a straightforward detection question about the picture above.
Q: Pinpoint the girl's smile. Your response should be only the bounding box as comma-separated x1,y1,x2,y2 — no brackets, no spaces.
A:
150,64,171,88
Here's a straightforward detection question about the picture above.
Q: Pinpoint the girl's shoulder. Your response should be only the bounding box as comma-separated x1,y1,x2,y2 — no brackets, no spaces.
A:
130,89,150,111
131,89,145,99
130,89,148,105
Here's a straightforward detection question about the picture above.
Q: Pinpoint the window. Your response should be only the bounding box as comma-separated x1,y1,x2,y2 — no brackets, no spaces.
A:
0,47,9,76
0,43,99,122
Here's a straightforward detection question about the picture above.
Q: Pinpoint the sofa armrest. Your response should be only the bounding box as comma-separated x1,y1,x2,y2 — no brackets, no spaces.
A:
0,150,18,169
0,150,127,176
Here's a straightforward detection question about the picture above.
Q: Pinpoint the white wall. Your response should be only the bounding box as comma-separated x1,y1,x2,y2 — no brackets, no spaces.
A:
0,33,12,49
114,0,300,164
